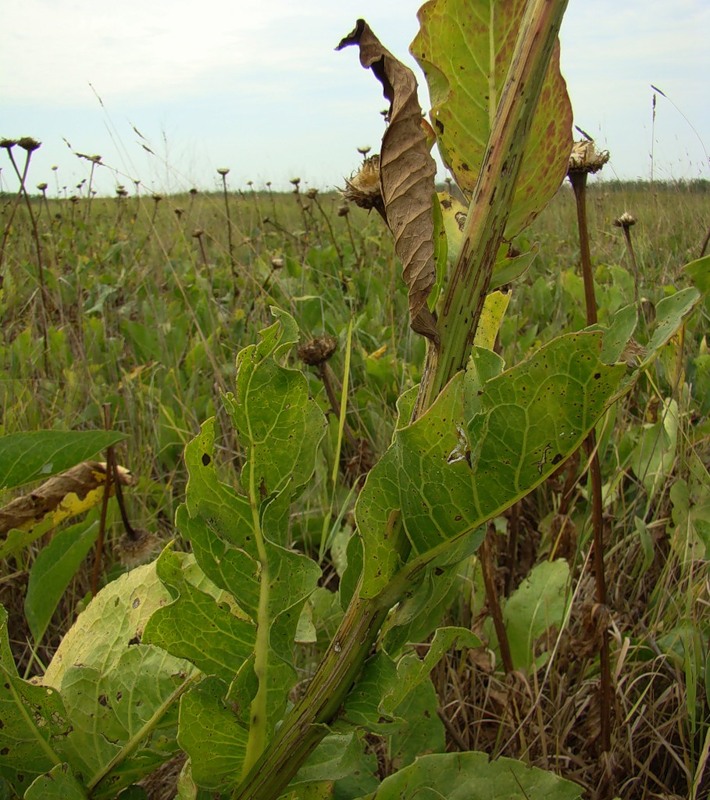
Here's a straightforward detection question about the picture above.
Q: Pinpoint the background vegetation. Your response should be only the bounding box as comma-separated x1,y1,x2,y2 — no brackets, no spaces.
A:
1,148,708,799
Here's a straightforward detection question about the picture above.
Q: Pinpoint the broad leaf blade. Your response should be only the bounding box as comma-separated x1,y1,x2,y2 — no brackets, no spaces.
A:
412,0,572,237
0,430,125,491
367,751,582,798
0,606,71,792
24,518,99,643
25,763,88,799
356,332,628,598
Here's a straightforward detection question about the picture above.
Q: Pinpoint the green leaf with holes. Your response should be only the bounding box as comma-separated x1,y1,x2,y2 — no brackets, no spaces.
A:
356,332,628,598
411,0,573,236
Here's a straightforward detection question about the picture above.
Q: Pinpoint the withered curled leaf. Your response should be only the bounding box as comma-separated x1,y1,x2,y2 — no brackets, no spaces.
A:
338,19,439,343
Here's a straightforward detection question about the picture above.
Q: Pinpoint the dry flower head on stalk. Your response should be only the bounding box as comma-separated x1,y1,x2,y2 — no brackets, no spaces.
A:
568,139,609,174
342,154,384,214
614,211,637,228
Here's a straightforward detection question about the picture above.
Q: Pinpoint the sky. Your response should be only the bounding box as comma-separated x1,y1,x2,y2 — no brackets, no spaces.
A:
2,0,709,196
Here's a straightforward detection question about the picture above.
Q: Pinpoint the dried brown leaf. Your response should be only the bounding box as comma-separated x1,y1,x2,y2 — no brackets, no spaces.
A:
0,461,132,535
338,19,439,342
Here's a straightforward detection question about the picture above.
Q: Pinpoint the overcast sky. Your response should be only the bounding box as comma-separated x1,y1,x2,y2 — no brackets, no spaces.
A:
2,0,708,195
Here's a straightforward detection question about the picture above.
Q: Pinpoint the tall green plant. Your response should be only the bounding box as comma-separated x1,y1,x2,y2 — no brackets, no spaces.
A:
0,2,702,799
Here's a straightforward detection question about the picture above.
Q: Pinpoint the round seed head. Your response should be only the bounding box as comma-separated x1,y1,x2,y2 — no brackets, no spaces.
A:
271,256,285,270
298,335,338,366
217,167,230,176
37,182,48,191
613,211,637,228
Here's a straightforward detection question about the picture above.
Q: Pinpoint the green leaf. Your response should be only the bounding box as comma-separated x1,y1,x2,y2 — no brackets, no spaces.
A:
500,559,570,671
600,304,638,364
24,518,99,643
177,677,249,792
24,763,88,799
291,733,375,787
41,564,198,798
144,548,256,684
356,332,628,598
0,430,125,491
388,679,445,772
683,254,710,294
0,606,71,792
364,751,582,798
411,0,572,237
630,398,678,501
644,286,701,359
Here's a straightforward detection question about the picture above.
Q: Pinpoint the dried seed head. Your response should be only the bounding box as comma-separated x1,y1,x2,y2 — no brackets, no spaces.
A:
298,335,338,366
357,145,371,157
189,187,198,195
342,154,383,213
306,187,318,199
271,256,284,270
115,528,160,568
337,203,350,217
152,193,162,203
115,185,128,197
1,138,17,150
192,228,204,238
174,207,184,218
290,177,301,186
17,137,41,153
568,139,609,174
613,211,637,228
37,182,48,191
217,167,230,176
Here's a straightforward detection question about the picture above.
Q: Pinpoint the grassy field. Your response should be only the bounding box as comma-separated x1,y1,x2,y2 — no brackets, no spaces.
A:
1,165,709,798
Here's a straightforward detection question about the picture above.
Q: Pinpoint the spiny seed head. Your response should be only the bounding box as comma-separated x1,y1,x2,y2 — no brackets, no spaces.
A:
298,335,338,366
290,177,301,186
342,154,383,211
568,139,609,174
152,193,162,203
217,167,230,176
37,182,48,191
0,138,17,150
306,187,318,199
17,137,41,152
337,203,350,217
271,256,285,270
614,211,637,228
116,528,159,568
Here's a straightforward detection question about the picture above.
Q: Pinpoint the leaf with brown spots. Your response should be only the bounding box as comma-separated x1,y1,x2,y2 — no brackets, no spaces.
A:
338,20,439,342
411,0,572,237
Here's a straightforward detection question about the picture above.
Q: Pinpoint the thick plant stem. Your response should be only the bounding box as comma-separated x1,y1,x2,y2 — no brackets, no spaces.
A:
423,0,570,409
569,169,612,755
232,595,389,800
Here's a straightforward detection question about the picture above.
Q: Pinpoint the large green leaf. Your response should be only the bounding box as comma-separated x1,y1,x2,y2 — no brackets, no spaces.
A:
0,606,71,792
151,310,325,788
41,564,198,798
0,430,125,491
356,332,628,598
411,0,572,237
24,518,99,643
363,751,582,798
24,763,88,799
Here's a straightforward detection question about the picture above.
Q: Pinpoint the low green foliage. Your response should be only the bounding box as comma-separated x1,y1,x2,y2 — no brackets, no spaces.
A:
0,1,708,798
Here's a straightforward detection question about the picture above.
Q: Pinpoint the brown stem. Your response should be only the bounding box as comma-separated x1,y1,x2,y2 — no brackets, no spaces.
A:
569,169,612,755
91,404,113,596
620,226,640,302
480,524,514,674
